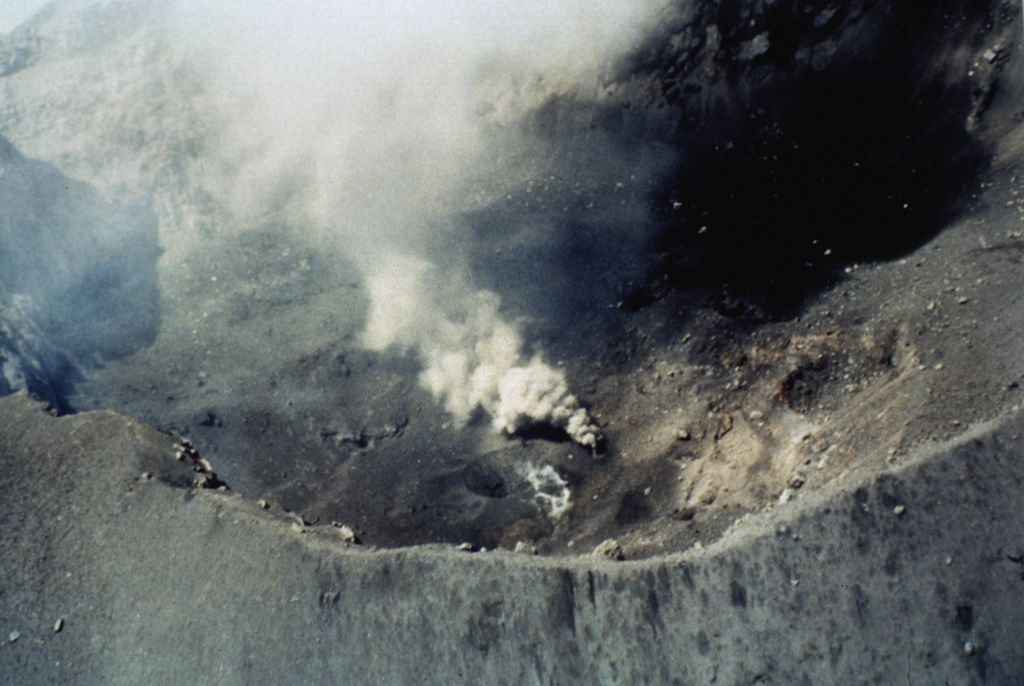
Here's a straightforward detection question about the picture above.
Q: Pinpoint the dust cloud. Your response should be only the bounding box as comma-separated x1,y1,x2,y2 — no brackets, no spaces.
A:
165,0,669,444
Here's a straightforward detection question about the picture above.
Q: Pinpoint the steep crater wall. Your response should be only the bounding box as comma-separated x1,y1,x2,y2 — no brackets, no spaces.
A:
0,135,160,409
479,0,1016,322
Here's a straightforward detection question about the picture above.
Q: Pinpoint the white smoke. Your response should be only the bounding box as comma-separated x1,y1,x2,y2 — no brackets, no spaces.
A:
362,255,601,447
495,358,599,447
161,0,664,444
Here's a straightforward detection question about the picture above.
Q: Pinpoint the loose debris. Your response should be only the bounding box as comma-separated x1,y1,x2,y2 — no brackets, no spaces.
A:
593,538,625,561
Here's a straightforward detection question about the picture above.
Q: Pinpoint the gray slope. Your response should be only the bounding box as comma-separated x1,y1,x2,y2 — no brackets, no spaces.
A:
2,392,1023,685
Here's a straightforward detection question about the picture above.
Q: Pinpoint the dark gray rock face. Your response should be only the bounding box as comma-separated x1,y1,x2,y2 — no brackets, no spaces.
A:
0,135,160,408
492,0,1010,313
0,294,70,405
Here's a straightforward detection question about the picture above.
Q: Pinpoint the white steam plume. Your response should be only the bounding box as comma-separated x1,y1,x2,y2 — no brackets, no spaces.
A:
164,0,665,444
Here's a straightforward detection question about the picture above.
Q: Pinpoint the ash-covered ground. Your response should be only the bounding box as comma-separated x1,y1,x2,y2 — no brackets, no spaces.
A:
1,0,1023,562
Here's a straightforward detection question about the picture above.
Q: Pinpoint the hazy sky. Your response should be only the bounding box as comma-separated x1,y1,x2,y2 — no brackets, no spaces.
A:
0,0,50,33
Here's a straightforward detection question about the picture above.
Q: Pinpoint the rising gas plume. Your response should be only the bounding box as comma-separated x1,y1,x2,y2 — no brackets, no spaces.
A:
161,0,669,445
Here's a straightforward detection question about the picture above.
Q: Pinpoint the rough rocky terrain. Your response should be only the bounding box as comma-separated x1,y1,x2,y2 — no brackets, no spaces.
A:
1,0,1024,683
2,394,1024,684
